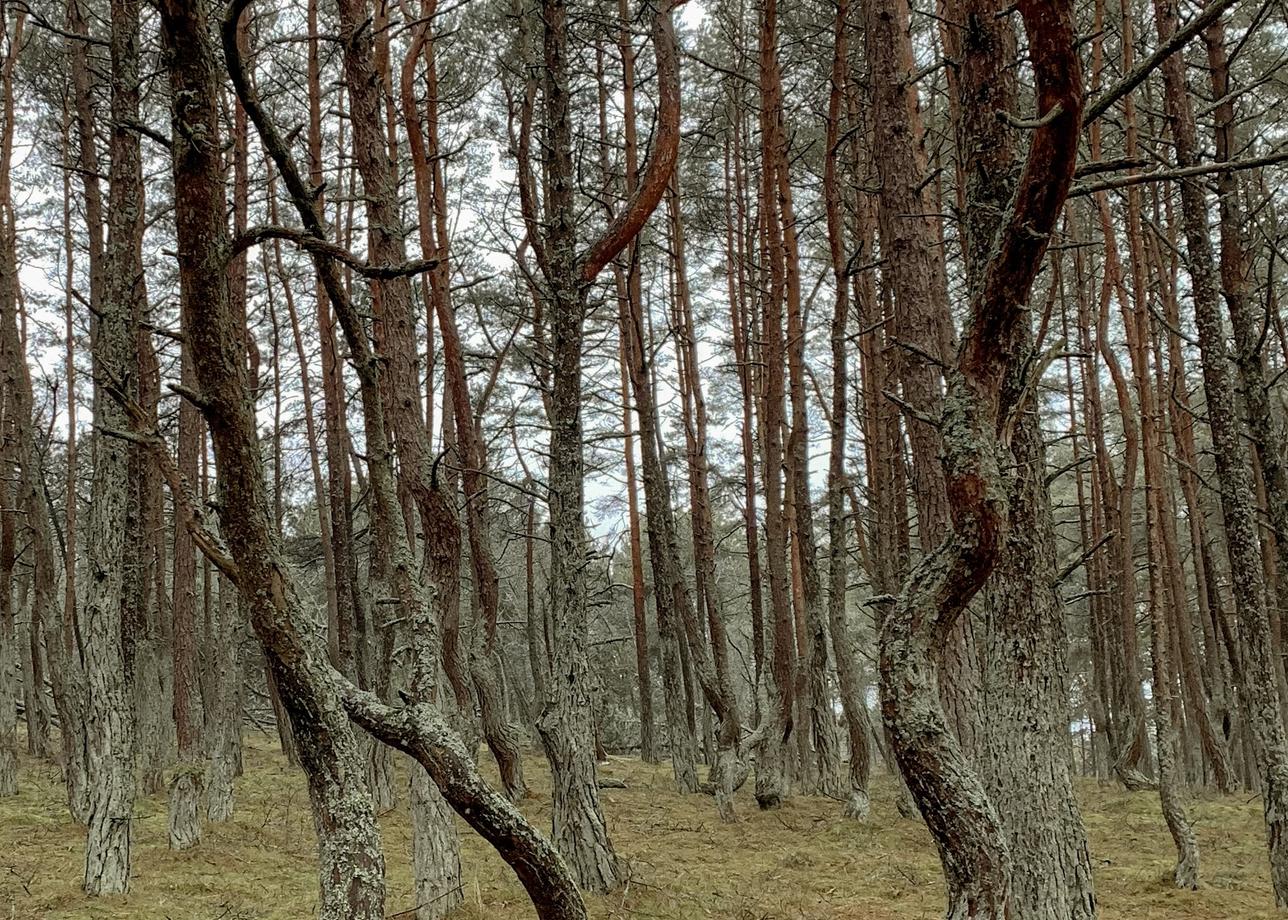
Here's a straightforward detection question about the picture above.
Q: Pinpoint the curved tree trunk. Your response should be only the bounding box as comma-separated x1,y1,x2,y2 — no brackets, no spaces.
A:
221,7,592,917
879,5,1083,917
519,0,684,884
602,24,658,763
941,2,1097,914
167,4,387,915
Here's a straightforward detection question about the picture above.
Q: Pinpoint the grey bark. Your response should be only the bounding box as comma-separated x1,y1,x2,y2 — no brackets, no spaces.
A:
942,2,1096,914
1151,0,1288,901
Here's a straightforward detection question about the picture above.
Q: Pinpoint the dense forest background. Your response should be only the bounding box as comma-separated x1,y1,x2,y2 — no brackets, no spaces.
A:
1,0,1287,917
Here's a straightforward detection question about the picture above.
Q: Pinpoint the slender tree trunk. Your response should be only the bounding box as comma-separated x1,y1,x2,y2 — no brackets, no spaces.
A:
0,7,24,798
605,17,656,767
0,416,16,797
49,93,91,821
168,336,205,850
753,0,797,810
722,101,766,702
82,0,145,891
1150,0,1288,900
1142,332,1201,888
822,0,871,819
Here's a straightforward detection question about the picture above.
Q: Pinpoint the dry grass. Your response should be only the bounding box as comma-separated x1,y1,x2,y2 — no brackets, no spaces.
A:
0,735,1274,919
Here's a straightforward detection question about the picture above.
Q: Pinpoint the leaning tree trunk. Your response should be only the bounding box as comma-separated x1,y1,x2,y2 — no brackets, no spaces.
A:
164,2,387,915
221,6,589,918
665,175,751,819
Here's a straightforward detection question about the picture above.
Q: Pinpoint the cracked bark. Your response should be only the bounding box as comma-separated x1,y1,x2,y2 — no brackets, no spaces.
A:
877,3,1083,916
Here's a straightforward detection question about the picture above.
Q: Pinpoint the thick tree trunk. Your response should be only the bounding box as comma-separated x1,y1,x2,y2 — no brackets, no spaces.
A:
410,767,462,919
1205,8,1288,769
409,483,466,919
539,249,622,886
879,5,1082,917
864,0,986,762
941,3,1097,914
165,3,388,915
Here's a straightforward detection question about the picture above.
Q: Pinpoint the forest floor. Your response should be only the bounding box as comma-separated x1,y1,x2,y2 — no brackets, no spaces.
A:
0,734,1275,919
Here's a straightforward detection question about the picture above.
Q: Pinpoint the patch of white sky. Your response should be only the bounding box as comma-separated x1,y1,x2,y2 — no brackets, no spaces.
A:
14,0,851,561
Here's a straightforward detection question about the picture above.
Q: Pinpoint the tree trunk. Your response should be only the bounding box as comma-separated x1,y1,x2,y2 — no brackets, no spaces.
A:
879,5,1082,917
1143,363,1201,888
605,27,656,758
752,0,797,810
941,2,1096,914
168,336,205,849
82,0,145,891
0,8,24,799
203,582,239,822
1151,0,1288,900
822,0,872,818
223,8,590,918
0,429,16,797
165,3,388,914
59,6,102,813
519,0,684,886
